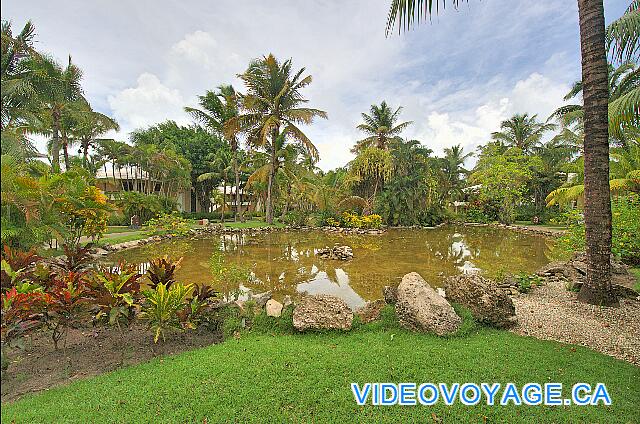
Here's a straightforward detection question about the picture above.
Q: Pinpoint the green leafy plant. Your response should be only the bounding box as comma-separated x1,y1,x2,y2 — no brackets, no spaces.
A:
556,194,639,264
145,212,191,237
515,272,544,294
42,272,92,349
92,262,143,328
140,282,193,343
146,256,183,289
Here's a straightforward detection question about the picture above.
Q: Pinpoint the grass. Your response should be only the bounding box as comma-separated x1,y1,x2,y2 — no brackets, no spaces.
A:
95,232,147,247
2,307,638,423
105,226,137,234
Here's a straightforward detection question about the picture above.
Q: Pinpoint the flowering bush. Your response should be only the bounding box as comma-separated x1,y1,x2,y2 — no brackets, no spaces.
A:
145,212,191,237
340,211,383,229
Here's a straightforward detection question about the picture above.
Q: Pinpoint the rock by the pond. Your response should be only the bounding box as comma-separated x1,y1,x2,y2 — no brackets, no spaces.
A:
444,274,517,328
249,291,272,307
536,252,638,298
292,294,353,331
317,245,353,260
395,272,462,335
266,299,284,317
355,299,386,324
282,295,293,309
383,285,398,304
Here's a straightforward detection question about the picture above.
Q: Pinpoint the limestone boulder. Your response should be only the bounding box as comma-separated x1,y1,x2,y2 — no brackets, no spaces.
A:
395,272,461,335
444,274,517,328
293,294,353,331
265,299,284,318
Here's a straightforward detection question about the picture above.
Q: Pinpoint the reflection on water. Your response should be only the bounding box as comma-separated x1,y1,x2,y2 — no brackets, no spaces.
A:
107,226,564,308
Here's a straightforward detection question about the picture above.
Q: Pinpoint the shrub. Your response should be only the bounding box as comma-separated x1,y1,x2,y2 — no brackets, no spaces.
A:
145,212,191,237
281,210,311,226
1,246,40,290
42,271,92,349
112,192,177,225
92,262,143,328
556,194,640,265
340,211,383,229
140,282,193,343
146,256,183,289
515,273,544,293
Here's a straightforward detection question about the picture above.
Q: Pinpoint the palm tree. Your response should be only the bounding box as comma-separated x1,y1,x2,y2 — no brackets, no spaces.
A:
32,55,85,172
1,20,41,159
352,101,412,153
442,144,472,202
491,113,555,154
386,0,619,306
185,85,243,221
70,104,119,168
229,54,327,224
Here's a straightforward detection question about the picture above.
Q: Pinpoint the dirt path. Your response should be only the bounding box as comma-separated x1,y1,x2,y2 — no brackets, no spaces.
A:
510,280,640,365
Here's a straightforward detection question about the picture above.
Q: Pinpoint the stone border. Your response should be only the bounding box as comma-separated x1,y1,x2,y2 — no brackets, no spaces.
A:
463,222,566,238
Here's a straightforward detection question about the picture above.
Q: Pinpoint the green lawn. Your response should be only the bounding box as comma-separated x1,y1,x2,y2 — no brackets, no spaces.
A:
2,309,638,423
105,226,137,234
95,232,148,247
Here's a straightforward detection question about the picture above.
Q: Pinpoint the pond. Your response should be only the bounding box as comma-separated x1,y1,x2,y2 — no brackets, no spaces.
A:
107,226,562,310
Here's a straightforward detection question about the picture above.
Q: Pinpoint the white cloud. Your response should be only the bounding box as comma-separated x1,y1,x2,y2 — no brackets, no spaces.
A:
107,73,189,133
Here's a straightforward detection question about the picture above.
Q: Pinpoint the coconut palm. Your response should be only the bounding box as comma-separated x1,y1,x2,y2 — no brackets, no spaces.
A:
352,101,412,153
69,104,119,168
386,0,619,306
442,144,472,202
1,20,41,159
228,54,327,224
491,114,556,154
31,55,85,172
186,85,243,221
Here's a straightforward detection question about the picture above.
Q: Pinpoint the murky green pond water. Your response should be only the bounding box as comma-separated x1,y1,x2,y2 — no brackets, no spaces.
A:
108,226,561,309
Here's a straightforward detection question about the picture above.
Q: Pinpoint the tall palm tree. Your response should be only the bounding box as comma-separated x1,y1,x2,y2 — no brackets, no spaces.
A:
386,0,619,306
32,55,85,172
491,113,555,154
185,85,243,221
352,101,412,153
1,20,41,159
70,104,119,168
229,54,327,224
442,144,472,202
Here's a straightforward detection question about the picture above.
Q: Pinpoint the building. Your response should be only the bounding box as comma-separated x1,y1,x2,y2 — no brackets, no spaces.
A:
95,165,253,214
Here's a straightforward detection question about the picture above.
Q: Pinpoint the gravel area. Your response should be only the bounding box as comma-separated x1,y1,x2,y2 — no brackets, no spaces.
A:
510,279,640,365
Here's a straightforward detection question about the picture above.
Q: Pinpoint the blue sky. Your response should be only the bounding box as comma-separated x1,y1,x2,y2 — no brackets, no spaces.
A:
2,0,630,169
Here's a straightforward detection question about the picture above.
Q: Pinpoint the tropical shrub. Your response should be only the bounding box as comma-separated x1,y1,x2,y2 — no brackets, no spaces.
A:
145,212,191,236
556,194,640,264
339,211,383,229
112,192,177,225
139,282,193,343
42,271,92,349
1,246,40,290
146,256,183,289
92,262,143,328
281,210,311,226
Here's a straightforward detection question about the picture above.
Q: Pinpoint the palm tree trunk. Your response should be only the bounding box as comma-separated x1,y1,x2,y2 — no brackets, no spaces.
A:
82,138,90,168
266,131,278,224
51,110,61,173
62,140,70,171
222,181,227,224
233,149,241,222
576,0,617,306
